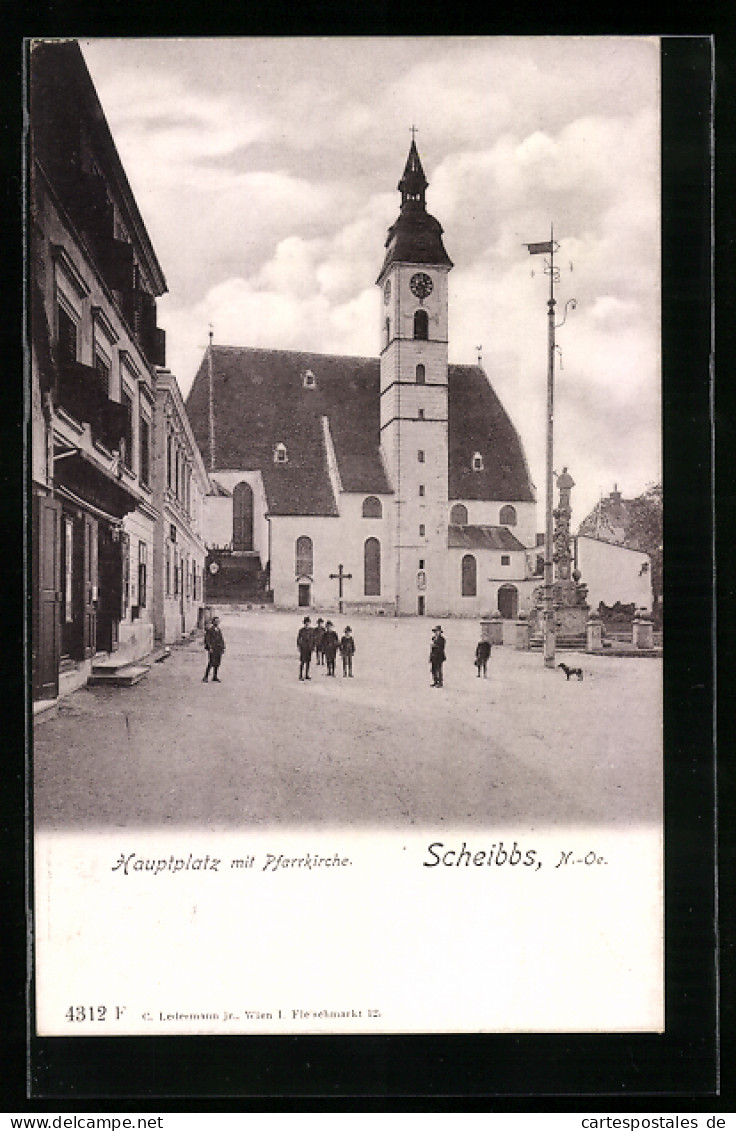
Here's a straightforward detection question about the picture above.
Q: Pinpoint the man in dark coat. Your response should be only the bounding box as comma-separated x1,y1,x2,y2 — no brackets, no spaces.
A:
203,616,225,682
321,621,339,676
297,616,314,681
430,625,446,687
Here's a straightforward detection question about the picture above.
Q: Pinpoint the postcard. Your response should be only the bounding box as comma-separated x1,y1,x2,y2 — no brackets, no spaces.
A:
30,35,667,1048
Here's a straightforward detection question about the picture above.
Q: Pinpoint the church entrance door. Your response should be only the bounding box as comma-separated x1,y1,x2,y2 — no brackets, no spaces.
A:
298,583,311,607
498,584,518,619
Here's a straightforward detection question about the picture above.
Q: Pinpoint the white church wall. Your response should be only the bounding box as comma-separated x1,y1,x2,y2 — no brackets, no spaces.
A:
575,536,652,612
446,548,533,618
270,500,393,613
204,470,269,562
204,495,232,548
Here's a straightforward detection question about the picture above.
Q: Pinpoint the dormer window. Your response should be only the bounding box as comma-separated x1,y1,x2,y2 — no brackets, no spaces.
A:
302,369,316,389
274,442,288,464
472,451,484,472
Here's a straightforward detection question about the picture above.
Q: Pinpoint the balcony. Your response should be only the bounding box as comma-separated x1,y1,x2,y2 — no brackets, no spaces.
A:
56,361,129,453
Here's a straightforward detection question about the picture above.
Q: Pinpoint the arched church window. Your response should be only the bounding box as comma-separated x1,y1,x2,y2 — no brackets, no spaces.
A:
385,317,390,347
413,310,429,340
461,554,477,597
362,496,382,519
295,536,313,577
302,369,316,389
500,504,517,526
472,451,484,472
274,442,288,464
416,363,426,385
232,481,254,551
450,503,468,525
364,537,381,596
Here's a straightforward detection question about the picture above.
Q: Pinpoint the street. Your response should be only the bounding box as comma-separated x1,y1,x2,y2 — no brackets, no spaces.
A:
34,610,662,831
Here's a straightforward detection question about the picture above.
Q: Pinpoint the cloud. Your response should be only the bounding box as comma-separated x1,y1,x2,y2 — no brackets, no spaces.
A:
79,36,661,526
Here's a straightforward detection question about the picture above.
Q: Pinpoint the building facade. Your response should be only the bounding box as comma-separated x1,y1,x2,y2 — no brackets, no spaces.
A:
574,536,653,613
152,370,210,644
185,142,539,618
31,40,167,700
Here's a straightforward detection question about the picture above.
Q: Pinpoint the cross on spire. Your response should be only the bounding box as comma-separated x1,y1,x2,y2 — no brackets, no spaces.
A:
410,124,419,141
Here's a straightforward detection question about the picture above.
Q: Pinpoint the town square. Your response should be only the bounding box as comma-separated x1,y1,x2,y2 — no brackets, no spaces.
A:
34,608,662,831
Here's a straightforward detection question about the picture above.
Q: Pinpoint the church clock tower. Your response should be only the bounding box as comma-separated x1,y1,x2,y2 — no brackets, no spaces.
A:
377,139,453,615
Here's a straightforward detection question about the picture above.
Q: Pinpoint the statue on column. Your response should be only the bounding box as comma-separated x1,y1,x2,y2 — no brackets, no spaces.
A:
553,467,575,582
529,466,589,640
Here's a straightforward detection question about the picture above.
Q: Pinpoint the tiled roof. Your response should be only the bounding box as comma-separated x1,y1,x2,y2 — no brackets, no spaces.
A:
448,365,536,503
185,346,535,516
447,525,527,551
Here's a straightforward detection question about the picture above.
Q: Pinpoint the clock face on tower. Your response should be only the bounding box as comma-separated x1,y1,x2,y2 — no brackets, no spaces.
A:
410,272,433,300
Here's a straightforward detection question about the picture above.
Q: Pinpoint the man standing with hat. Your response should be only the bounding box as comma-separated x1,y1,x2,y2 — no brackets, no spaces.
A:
430,625,446,688
297,616,314,681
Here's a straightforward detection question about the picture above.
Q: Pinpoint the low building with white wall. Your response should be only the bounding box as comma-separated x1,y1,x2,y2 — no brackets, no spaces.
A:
152,369,210,644
574,535,653,613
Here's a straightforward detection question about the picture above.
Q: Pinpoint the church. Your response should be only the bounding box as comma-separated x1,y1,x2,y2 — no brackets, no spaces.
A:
186,141,540,618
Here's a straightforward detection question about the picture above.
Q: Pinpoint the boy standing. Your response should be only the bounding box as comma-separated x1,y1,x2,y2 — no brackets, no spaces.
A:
339,626,355,677
321,621,339,676
313,618,325,665
297,616,314,680
475,637,492,678
430,626,446,687
203,616,225,682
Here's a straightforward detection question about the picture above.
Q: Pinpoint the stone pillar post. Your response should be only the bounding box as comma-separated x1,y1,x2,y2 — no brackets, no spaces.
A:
633,610,654,650
481,613,504,645
515,612,530,651
586,611,603,652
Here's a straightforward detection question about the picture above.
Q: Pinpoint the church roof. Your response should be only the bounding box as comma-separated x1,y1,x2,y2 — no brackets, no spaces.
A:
185,346,536,517
447,525,527,551
448,365,536,503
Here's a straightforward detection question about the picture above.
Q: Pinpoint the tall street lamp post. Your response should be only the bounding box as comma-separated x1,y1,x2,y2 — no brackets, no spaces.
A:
524,228,576,669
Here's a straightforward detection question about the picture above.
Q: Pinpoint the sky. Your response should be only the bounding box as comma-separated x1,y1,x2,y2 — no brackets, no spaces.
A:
79,36,661,529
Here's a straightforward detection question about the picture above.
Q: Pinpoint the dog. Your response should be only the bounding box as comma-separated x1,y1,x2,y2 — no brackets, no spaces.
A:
558,662,584,681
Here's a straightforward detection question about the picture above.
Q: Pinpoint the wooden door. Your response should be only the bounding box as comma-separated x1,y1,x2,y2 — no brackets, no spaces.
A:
82,514,98,658
96,525,121,653
33,495,61,700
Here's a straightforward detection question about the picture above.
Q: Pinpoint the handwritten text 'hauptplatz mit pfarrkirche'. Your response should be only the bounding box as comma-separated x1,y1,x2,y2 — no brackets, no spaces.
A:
110,844,609,876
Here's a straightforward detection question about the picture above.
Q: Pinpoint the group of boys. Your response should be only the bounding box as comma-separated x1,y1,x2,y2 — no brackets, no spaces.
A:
297,617,355,681
205,612,494,688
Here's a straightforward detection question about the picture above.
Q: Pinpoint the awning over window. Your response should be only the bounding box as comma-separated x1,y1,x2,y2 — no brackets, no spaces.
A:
53,447,140,519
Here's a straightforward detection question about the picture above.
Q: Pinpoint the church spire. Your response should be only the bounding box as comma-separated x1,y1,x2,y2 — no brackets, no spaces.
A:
377,137,453,282
398,138,428,211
